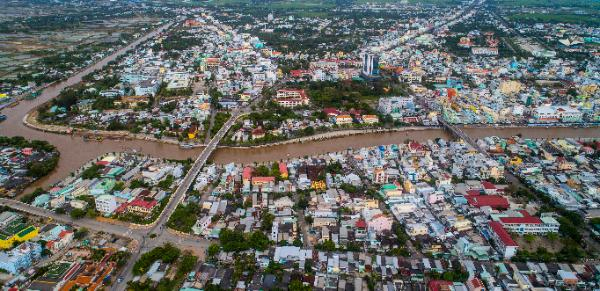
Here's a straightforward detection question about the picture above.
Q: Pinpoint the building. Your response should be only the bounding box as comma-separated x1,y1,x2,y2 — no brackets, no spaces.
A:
466,193,509,210
333,115,353,125
95,194,118,215
496,211,560,235
0,242,42,274
488,221,518,259
361,115,379,124
471,47,499,56
466,277,485,291
274,89,309,108
134,79,160,96
377,96,414,115
0,223,38,250
127,197,158,216
361,53,380,77
367,214,393,233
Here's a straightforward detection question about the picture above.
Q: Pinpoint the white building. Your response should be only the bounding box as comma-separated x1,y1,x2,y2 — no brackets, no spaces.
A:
95,194,118,214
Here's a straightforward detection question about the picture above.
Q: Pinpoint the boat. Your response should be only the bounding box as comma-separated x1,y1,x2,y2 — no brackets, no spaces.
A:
179,143,194,149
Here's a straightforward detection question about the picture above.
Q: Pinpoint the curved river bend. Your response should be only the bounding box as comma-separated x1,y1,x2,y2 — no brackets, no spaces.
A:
2,23,600,194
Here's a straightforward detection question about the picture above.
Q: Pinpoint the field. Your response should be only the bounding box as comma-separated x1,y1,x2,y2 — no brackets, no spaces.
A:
0,17,159,79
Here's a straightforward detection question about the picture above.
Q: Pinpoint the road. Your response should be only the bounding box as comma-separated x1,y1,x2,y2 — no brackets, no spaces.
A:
113,105,247,290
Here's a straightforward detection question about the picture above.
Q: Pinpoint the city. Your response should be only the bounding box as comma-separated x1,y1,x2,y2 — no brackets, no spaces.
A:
0,0,599,290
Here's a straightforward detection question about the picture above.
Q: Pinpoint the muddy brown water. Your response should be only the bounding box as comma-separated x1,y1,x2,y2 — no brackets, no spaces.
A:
2,23,600,194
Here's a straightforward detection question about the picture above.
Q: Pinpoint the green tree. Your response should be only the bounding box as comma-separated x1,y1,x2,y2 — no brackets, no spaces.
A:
524,234,536,244
289,279,310,291
207,244,220,258
70,208,86,219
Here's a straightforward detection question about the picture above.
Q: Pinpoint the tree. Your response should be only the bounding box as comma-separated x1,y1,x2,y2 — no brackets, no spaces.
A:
207,244,220,258
304,215,313,225
261,212,275,231
547,232,558,245
316,240,336,252
524,234,536,244
70,208,86,219
289,279,310,291
249,231,270,251
74,227,88,239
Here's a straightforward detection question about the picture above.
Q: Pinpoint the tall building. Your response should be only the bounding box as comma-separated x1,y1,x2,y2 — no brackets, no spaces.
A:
362,53,380,77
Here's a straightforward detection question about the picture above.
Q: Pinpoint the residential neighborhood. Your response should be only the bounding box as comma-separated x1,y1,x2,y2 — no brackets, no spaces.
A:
0,0,599,290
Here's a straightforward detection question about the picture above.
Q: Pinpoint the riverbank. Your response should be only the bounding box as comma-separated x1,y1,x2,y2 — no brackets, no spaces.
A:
24,111,182,145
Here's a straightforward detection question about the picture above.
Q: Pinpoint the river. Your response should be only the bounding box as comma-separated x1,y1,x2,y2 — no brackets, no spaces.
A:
2,23,600,195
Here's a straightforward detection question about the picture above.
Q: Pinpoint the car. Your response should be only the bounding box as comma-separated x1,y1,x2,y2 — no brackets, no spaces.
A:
0,115,6,122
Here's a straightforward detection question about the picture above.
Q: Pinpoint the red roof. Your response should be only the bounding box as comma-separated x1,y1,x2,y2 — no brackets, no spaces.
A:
252,176,275,183
290,69,310,77
481,181,497,190
96,161,110,166
428,280,453,291
278,162,288,175
466,195,509,209
323,107,340,116
499,216,542,224
466,190,482,196
243,167,253,180
408,141,424,151
59,229,73,238
356,219,367,228
128,197,157,209
489,221,518,246
469,278,484,289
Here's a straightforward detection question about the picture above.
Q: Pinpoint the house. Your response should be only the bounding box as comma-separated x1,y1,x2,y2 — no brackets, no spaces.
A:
134,79,159,96
471,47,499,56
192,216,213,235
0,223,38,250
406,223,428,237
496,211,560,235
377,96,414,115
361,115,379,124
273,197,294,209
95,194,118,215
75,99,95,112
466,277,485,291
0,242,42,274
127,197,158,216
367,214,393,233
278,162,288,179
488,221,518,259
333,115,353,125
466,193,509,210
274,89,309,108
251,127,265,139
46,230,74,253
252,177,276,193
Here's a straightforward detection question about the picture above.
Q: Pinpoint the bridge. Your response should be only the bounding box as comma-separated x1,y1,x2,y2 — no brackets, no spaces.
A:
150,109,243,234
439,117,491,159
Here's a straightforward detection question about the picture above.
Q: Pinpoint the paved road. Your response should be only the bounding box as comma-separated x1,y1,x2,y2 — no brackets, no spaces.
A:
112,106,245,290
0,198,140,240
